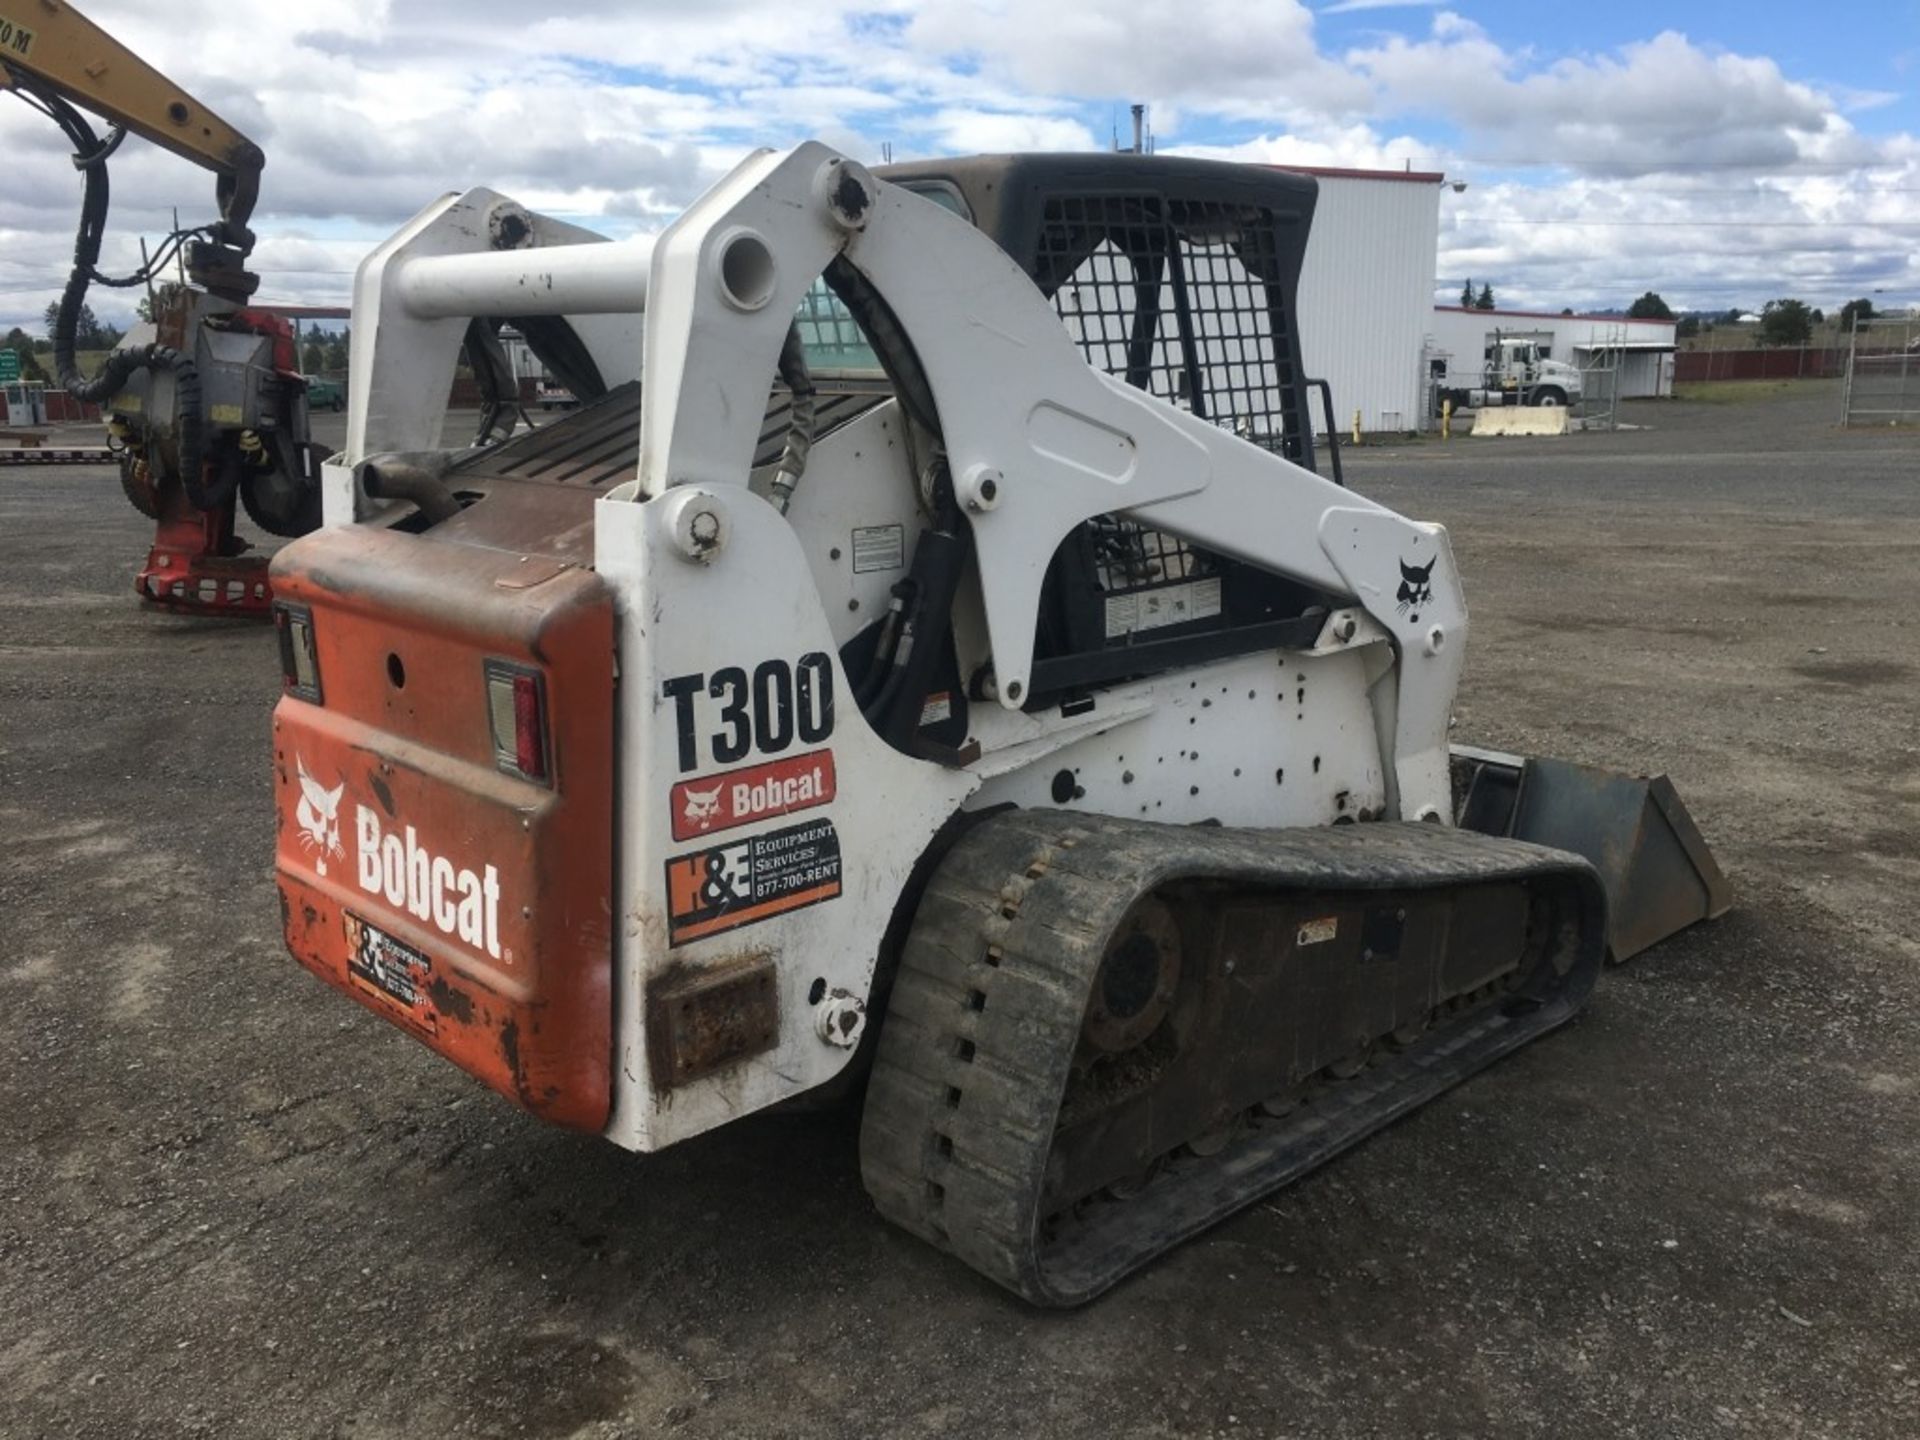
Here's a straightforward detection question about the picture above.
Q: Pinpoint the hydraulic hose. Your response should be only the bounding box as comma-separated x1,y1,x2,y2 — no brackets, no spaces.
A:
768,322,816,514
13,71,213,507
463,317,523,445
822,255,941,436
515,315,607,404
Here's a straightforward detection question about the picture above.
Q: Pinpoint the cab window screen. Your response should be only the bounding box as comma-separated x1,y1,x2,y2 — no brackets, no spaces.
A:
794,280,882,375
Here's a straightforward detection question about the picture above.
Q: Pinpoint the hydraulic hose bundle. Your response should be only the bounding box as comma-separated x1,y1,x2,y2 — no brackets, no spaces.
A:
6,64,218,504
768,323,816,514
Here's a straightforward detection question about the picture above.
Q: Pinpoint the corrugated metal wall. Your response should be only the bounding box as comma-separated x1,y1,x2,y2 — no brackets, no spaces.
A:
1618,351,1667,398
1295,178,1439,434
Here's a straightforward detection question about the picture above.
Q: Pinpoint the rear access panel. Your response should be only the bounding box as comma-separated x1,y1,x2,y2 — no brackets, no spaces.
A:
272,526,614,1130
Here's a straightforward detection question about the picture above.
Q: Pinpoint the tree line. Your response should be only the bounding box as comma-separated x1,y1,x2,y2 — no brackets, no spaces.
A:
1660,294,1878,348
4,301,350,385
1454,284,1885,349
1457,278,1496,310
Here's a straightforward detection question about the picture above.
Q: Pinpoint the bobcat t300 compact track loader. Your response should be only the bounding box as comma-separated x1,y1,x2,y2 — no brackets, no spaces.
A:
272,147,1729,1305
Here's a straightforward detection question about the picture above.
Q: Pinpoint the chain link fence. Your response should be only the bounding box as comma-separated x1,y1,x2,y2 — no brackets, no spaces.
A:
1574,348,1619,431
1842,316,1920,427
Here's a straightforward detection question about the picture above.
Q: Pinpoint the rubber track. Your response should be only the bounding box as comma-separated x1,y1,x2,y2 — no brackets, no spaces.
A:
859,809,1606,1307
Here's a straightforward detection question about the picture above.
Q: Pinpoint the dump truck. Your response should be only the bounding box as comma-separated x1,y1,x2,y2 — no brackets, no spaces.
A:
271,147,1727,1305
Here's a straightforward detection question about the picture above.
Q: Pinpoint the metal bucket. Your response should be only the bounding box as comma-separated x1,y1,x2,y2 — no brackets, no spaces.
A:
1452,745,1732,962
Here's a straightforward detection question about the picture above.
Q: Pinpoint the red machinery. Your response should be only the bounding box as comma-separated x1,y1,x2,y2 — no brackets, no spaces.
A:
113,305,321,618
4,3,323,618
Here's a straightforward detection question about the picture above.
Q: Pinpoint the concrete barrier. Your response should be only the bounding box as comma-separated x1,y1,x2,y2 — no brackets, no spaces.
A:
1471,406,1570,437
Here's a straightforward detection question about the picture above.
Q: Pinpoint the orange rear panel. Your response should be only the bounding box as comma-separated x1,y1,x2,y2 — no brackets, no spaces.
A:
271,527,614,1131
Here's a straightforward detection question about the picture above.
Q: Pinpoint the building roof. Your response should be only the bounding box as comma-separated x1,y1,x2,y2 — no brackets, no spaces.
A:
1572,339,1677,353
1270,164,1447,185
1434,304,1676,329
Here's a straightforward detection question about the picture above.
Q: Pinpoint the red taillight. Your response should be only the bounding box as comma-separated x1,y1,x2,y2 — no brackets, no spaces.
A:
512,672,547,780
486,661,550,784
274,601,322,702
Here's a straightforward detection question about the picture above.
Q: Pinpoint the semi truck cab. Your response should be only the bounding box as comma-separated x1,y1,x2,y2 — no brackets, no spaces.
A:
1488,337,1581,406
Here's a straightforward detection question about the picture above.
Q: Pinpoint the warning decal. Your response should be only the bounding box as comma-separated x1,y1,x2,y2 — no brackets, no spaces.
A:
1103,576,1223,640
851,524,906,574
344,911,437,1034
665,817,843,946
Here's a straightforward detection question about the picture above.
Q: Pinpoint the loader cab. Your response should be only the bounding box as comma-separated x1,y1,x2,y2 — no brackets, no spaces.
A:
877,154,1342,704
878,154,1325,470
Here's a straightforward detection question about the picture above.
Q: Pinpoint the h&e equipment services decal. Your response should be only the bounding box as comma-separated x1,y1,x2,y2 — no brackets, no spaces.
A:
344,912,437,1034
664,817,842,946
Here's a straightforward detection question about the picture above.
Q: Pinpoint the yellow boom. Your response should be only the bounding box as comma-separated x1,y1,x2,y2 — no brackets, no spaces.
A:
0,0,262,240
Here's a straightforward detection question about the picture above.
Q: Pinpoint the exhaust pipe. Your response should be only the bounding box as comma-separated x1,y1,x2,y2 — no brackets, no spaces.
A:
356,452,463,524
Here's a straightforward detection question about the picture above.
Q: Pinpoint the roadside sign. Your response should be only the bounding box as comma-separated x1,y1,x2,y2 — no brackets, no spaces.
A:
0,349,19,382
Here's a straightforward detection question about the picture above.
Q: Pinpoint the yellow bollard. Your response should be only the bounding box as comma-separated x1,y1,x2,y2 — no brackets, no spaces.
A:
1351,408,1361,446
1442,397,1452,440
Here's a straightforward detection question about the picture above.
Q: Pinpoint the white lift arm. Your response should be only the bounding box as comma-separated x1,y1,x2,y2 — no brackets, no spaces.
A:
631,143,1465,819
344,143,1467,820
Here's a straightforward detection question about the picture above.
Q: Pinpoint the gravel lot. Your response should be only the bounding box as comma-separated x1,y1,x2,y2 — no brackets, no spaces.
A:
2,386,1917,1438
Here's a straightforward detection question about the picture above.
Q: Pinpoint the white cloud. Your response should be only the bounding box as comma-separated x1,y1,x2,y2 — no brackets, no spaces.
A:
1169,122,1441,174
921,109,1101,154
1828,87,1900,115
1,0,1916,332
1435,162,1920,312
907,0,1371,117
1319,0,1442,13
1350,21,1835,173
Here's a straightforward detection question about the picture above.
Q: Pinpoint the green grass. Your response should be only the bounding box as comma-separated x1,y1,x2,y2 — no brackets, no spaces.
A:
1671,378,1837,405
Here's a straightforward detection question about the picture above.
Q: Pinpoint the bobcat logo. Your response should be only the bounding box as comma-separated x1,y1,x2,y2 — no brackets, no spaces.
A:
295,756,345,877
1396,557,1436,616
681,783,724,831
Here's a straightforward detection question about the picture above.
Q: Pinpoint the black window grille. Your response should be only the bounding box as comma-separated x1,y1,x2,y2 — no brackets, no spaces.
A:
1039,194,1302,457
1084,515,1206,593
1035,194,1306,613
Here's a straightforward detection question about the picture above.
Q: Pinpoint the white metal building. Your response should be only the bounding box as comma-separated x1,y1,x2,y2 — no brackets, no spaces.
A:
1286,166,1444,434
1428,306,1678,400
